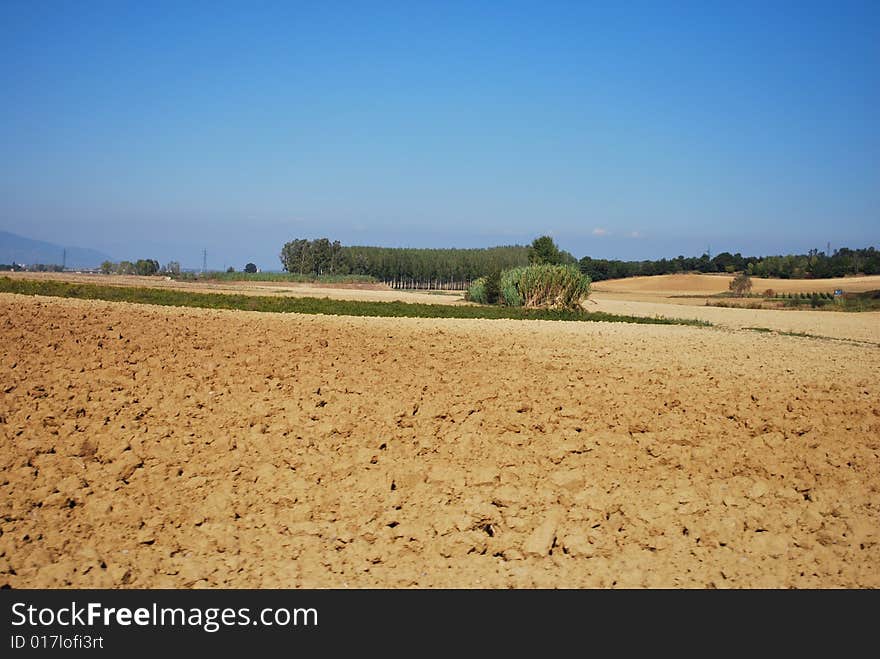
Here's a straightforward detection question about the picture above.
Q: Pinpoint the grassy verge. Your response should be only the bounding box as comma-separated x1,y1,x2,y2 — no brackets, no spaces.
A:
0,277,710,327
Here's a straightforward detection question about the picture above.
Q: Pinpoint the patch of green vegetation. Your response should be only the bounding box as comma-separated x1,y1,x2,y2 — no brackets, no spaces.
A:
465,277,488,304
499,264,590,309
0,277,710,327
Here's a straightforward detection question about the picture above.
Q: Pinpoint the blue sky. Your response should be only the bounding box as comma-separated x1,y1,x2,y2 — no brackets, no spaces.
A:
1,0,878,269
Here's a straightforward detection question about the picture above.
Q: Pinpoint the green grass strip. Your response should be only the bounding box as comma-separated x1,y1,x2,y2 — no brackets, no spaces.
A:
0,277,710,327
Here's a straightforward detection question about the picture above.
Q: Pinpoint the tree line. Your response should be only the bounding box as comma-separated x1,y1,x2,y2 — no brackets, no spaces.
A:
100,259,179,276
6,241,877,286
280,237,878,288
0,263,63,272
579,247,880,282
280,239,531,289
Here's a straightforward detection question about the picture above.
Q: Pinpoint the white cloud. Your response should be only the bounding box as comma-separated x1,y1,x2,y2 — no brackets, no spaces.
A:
592,228,609,236
628,231,642,238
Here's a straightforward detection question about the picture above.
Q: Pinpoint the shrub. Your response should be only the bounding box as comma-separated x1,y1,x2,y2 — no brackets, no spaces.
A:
729,272,752,296
466,277,488,304
500,269,524,307
500,264,591,310
763,288,775,298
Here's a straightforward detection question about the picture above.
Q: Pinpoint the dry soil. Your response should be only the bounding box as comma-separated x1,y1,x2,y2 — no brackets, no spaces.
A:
2,292,878,588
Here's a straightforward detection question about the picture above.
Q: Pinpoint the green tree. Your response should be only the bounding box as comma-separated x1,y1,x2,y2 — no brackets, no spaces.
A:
528,235,562,265
329,240,342,274
311,238,332,274
280,239,313,274
135,259,160,276
484,268,501,304
100,261,114,274
245,262,257,273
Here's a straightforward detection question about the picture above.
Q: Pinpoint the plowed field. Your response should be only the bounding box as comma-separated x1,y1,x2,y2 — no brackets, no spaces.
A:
2,293,878,588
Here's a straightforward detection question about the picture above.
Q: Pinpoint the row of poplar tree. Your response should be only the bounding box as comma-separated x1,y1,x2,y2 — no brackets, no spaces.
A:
279,239,549,289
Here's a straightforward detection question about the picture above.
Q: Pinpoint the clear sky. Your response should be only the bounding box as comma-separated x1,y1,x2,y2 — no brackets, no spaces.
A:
2,0,878,270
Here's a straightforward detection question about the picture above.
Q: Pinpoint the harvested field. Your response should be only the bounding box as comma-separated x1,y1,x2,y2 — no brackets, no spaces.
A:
588,298,880,344
2,292,879,588
586,273,880,343
593,273,880,297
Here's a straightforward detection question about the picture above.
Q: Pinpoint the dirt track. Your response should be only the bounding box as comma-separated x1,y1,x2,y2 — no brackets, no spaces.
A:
2,293,879,588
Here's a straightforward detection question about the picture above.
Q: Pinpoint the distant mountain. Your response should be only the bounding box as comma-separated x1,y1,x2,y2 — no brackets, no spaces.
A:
0,230,113,269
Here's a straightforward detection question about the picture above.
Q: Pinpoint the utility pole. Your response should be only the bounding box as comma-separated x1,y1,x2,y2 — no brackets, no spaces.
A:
62,248,66,270
202,249,207,274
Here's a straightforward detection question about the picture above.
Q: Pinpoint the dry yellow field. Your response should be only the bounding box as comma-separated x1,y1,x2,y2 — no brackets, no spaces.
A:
2,292,878,588
587,298,880,344
586,273,880,343
593,273,880,296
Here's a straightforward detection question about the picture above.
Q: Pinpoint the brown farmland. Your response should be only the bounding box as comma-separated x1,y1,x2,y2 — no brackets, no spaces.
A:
2,292,879,588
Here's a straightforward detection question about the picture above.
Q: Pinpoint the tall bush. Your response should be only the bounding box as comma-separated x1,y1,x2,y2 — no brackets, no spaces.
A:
500,264,591,310
466,277,488,304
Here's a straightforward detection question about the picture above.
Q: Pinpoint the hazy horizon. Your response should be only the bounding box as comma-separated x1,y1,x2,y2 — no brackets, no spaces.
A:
2,1,878,271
